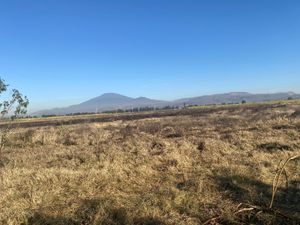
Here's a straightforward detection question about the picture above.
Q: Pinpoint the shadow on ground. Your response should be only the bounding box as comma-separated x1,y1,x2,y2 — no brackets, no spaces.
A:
23,199,166,225
214,171,300,225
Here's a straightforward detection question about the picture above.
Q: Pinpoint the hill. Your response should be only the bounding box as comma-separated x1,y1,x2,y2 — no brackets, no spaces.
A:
33,92,300,116
33,93,166,116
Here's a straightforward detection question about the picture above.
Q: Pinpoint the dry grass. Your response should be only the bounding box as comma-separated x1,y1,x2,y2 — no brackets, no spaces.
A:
0,102,300,225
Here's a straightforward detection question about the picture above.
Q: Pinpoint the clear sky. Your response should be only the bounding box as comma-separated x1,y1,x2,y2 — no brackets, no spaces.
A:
1,0,300,112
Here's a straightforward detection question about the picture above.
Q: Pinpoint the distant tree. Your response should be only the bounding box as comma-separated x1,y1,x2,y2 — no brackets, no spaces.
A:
0,78,29,159
42,114,57,117
241,100,247,104
287,97,293,100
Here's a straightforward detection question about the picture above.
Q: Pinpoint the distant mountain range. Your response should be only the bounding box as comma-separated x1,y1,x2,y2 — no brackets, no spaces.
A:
33,92,300,116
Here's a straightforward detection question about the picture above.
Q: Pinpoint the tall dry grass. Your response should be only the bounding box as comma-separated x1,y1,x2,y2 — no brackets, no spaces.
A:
0,102,299,224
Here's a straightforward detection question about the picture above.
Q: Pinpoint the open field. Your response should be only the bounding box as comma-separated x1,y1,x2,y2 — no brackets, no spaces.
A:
0,101,300,225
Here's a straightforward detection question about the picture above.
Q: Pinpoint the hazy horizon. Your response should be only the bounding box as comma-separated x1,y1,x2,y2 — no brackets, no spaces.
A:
1,0,300,112
31,91,300,114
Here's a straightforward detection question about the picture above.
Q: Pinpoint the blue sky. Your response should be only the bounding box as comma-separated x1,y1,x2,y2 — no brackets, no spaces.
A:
0,0,300,112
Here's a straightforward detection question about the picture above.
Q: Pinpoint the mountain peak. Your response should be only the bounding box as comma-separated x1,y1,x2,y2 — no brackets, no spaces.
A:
99,93,128,98
227,92,251,96
135,97,149,100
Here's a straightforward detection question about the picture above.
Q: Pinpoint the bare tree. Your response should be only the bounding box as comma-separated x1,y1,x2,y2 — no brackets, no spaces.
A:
0,78,29,158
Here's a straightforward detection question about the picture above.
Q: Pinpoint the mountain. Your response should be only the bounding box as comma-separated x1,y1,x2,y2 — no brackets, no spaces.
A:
32,92,300,116
33,93,166,116
174,92,300,106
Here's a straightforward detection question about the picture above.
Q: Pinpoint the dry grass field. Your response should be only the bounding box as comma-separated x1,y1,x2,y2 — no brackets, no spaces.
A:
0,101,300,225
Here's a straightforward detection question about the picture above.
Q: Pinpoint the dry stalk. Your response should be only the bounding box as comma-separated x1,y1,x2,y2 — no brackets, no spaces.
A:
204,155,300,225
270,155,300,209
